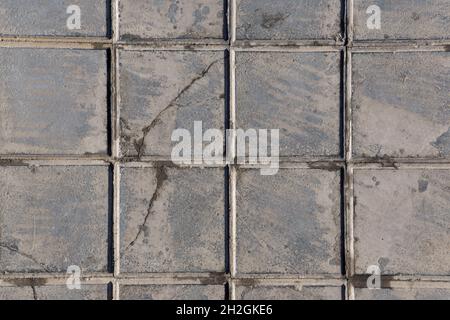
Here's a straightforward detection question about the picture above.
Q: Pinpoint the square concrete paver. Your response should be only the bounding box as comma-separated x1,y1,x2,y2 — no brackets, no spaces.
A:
119,50,225,158
354,169,450,276
236,0,343,41
0,284,109,300
355,288,450,300
0,0,110,37
119,0,226,40
352,52,450,158
0,165,111,273
235,285,343,300
354,0,450,41
236,169,342,275
0,48,108,156
119,284,225,300
120,166,225,273
236,51,342,157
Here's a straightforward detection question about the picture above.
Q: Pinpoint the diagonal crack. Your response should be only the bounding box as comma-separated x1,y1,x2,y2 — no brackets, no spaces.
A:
124,166,168,252
133,58,222,158
0,242,52,272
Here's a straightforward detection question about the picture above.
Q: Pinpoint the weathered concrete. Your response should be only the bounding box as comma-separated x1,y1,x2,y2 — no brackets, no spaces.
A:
354,169,450,276
119,0,225,40
235,285,343,300
120,284,225,300
0,165,111,273
120,166,225,273
236,51,342,157
0,48,108,156
0,0,109,37
236,169,342,275
0,284,109,300
119,50,225,158
236,0,343,41
354,0,450,40
352,52,450,158
355,288,450,300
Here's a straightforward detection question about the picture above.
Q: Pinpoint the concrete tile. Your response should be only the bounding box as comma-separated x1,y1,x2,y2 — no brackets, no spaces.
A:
0,0,109,37
236,51,342,157
119,50,225,158
0,48,109,156
352,52,450,158
235,285,343,300
120,284,225,300
354,169,450,276
0,165,111,273
120,166,225,273
355,288,450,300
236,0,343,41
0,284,109,300
236,169,342,275
354,0,450,41
119,0,226,40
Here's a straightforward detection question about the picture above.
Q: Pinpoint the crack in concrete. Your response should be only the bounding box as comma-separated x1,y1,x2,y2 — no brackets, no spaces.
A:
124,166,168,252
133,58,222,158
0,242,52,272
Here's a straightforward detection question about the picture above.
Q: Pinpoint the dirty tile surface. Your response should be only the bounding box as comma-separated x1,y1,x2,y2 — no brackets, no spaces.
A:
120,166,225,273
0,0,110,37
354,169,450,276
0,48,108,156
355,288,450,300
236,0,343,41
119,0,225,40
235,285,343,300
354,0,450,40
352,52,450,159
0,166,111,273
120,284,225,300
0,284,109,300
119,50,225,158
236,169,342,275
236,51,342,157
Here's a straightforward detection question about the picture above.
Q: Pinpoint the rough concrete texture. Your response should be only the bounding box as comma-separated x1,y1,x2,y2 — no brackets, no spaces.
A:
352,52,450,158
355,288,450,300
120,166,225,273
0,166,111,273
120,285,225,300
236,51,342,157
354,0,450,40
354,169,450,276
0,48,108,155
119,50,225,157
236,0,343,41
236,285,343,300
119,0,225,40
0,0,109,37
0,284,109,300
236,169,342,275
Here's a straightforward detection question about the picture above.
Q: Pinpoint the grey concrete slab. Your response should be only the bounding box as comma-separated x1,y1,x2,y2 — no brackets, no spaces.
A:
0,0,110,37
236,51,342,157
235,285,343,300
120,166,225,273
119,50,225,158
120,284,225,300
119,0,226,40
0,284,109,300
236,169,342,275
354,0,450,41
354,169,450,276
0,48,109,156
236,0,343,41
0,165,111,273
355,288,450,300
352,52,450,159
